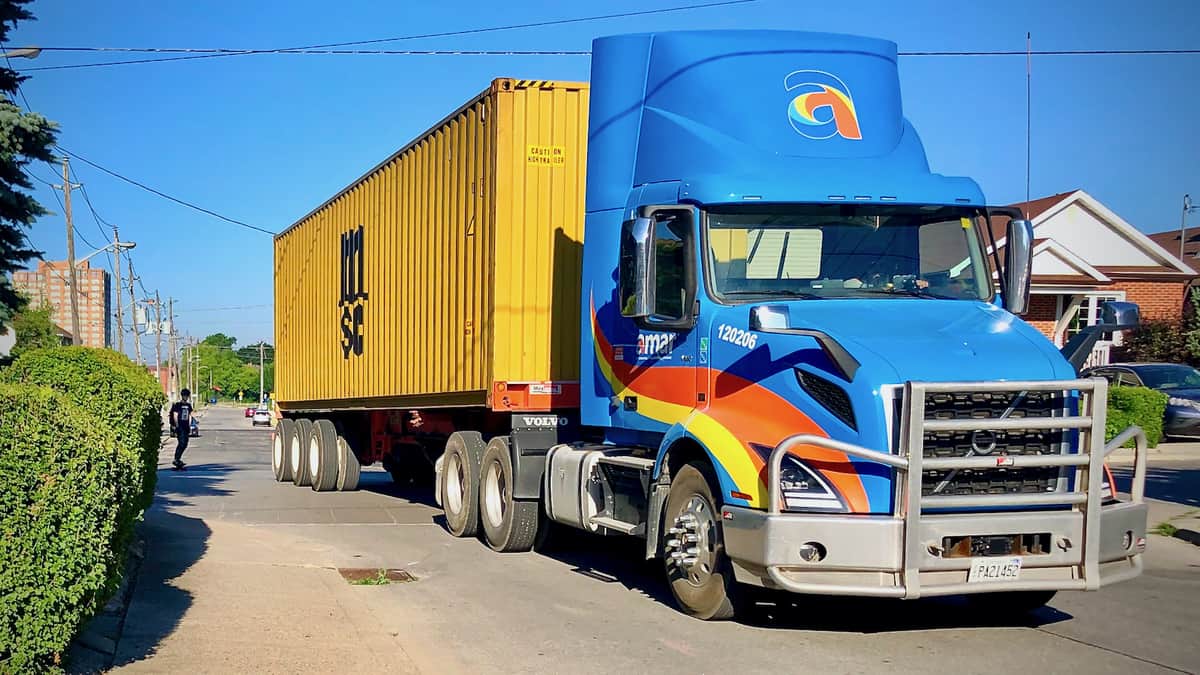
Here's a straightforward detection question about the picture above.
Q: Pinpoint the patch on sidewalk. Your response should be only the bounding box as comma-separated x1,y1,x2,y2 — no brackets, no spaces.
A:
337,567,416,585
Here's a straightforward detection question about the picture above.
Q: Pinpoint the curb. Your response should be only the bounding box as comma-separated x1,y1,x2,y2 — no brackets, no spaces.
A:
65,535,146,673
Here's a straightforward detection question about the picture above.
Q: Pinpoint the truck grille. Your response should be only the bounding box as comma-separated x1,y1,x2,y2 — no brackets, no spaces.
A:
917,390,1068,497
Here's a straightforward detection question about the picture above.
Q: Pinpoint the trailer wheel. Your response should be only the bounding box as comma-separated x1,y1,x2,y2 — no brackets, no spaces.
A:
662,462,738,620
291,419,314,487
441,431,485,538
479,436,539,552
335,435,361,492
310,419,340,492
272,419,296,482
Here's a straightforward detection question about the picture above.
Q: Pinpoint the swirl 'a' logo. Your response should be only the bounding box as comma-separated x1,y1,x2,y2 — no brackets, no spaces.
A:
785,70,862,140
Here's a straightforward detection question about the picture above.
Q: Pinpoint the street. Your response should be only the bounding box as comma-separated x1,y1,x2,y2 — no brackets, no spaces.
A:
110,406,1200,674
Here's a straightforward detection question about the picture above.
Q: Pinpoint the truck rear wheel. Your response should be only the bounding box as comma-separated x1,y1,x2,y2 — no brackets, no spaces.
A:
479,436,539,552
310,419,339,492
291,419,314,487
272,419,296,482
441,431,485,538
662,462,738,620
335,435,361,492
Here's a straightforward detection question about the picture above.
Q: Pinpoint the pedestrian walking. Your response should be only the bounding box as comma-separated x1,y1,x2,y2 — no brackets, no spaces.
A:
170,388,194,470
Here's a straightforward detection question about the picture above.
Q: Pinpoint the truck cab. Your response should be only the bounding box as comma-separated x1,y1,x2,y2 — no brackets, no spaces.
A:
564,30,1148,618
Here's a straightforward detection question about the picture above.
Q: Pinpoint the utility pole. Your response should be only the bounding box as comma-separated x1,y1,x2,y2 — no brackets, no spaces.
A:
112,226,124,353
167,297,177,400
60,157,82,344
259,341,265,404
153,291,163,391
1183,194,1194,263
127,255,141,365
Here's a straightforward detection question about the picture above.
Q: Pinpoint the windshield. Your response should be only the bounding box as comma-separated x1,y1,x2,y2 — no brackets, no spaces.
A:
1134,365,1200,390
705,204,992,301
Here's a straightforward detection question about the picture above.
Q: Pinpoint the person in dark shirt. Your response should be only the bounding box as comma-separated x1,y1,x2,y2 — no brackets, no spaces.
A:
169,389,194,470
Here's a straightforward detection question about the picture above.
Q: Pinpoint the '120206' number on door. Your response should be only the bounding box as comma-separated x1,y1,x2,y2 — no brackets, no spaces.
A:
717,324,757,350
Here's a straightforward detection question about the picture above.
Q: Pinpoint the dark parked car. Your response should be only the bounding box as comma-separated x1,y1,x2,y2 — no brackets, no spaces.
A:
169,416,200,438
1083,363,1200,438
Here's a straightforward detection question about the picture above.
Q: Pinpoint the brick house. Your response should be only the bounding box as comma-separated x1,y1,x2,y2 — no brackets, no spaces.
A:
995,190,1195,366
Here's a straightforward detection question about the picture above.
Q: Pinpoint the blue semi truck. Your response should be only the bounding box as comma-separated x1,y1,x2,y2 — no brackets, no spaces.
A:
274,30,1150,621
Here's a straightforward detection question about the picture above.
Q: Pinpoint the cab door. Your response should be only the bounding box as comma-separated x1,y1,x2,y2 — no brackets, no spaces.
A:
609,207,700,434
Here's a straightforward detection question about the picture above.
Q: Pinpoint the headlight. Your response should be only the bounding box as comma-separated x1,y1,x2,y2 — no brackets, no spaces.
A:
1168,397,1200,411
779,455,847,512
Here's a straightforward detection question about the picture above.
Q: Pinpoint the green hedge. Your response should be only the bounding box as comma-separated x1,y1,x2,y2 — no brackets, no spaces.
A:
1106,385,1168,448
0,348,166,672
0,384,123,672
2,347,165,513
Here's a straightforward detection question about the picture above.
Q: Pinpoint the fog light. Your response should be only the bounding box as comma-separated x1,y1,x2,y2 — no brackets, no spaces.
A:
798,542,826,563
1122,530,1133,551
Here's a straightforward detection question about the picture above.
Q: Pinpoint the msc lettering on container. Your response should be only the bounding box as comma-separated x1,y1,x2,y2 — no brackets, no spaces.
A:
339,225,368,359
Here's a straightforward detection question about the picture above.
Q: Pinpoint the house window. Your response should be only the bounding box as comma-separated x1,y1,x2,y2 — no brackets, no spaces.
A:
1064,294,1125,346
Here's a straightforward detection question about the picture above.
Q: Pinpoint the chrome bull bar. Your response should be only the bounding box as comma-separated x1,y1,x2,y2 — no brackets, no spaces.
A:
764,378,1148,599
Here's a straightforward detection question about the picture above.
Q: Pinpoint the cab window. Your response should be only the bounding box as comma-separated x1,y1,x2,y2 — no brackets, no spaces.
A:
653,215,690,321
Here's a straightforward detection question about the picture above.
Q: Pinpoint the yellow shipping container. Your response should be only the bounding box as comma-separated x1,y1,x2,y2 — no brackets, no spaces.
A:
274,79,589,411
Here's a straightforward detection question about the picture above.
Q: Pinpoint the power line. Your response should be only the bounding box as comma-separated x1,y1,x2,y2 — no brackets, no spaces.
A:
19,46,1200,72
56,147,275,235
16,0,753,71
179,303,274,312
23,49,593,71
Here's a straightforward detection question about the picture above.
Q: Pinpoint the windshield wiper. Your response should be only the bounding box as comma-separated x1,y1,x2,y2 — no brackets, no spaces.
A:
849,288,957,300
723,290,824,299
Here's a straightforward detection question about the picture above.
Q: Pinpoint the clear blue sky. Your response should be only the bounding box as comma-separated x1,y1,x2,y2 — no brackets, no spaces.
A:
8,0,1200,355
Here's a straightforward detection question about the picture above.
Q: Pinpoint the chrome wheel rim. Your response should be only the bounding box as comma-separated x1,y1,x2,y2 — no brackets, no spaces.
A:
272,433,282,472
308,435,320,476
445,453,464,515
290,434,301,473
665,495,717,586
482,460,506,529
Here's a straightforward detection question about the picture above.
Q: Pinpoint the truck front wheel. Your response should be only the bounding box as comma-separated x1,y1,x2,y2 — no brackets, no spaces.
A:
662,462,739,620
440,431,486,538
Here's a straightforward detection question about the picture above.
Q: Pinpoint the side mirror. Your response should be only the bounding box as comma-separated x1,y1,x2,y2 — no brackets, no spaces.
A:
1003,218,1034,315
619,216,655,318
1101,301,1140,329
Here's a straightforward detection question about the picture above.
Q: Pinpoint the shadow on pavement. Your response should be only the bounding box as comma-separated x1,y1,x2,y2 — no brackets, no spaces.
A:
535,525,1072,632
152,463,238,508
109,509,211,668
359,473,440,508
1112,466,1200,507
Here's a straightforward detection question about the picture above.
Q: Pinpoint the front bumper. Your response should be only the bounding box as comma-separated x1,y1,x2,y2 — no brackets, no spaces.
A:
723,378,1149,598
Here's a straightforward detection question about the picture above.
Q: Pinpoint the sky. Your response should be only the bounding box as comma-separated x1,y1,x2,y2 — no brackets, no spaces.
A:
7,0,1200,358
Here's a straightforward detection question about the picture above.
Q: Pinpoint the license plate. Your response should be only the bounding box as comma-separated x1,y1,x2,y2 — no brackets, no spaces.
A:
967,556,1022,583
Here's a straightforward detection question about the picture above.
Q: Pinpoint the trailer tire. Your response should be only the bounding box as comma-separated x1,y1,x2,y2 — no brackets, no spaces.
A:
272,419,296,482
662,462,738,621
479,436,539,552
441,431,485,538
335,435,361,492
310,419,339,492
291,419,314,487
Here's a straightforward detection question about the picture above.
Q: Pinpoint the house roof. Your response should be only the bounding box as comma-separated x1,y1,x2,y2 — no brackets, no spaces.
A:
1148,226,1200,263
987,189,1196,283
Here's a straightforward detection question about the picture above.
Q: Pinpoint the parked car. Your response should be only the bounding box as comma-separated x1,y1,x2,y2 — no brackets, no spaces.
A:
1082,362,1200,438
169,416,200,438
245,407,256,418
251,408,271,427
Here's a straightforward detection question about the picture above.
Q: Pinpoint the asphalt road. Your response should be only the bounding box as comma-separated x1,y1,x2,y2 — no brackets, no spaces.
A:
144,406,1200,674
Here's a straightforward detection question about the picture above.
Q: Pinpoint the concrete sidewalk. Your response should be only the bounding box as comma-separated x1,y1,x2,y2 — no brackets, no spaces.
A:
110,504,424,673
1106,439,1200,464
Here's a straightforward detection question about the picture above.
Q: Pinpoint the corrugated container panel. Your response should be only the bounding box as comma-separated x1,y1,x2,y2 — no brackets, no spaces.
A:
274,79,589,410
491,82,589,383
